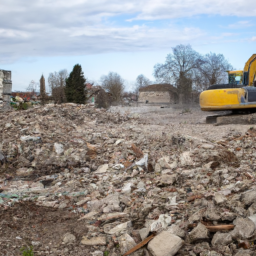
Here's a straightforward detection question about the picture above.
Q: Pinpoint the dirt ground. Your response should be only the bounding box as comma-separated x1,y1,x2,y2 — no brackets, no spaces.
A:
110,105,254,142
0,202,93,256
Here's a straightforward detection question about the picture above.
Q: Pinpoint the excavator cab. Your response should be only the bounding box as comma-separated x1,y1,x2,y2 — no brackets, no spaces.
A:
228,71,243,85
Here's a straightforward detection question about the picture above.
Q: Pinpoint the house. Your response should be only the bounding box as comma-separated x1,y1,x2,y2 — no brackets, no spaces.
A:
138,83,178,106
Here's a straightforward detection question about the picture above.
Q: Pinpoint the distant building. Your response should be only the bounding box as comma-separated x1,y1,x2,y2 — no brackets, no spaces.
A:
11,91,38,101
138,83,178,106
0,69,12,105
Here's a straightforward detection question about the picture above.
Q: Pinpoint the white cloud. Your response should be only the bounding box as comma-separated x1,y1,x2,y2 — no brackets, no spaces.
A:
0,0,255,64
252,37,256,41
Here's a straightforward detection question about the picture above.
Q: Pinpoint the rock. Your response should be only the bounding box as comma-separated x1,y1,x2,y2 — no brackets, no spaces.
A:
234,250,251,256
211,232,232,246
201,144,215,149
148,231,184,256
95,164,109,174
167,224,186,238
189,223,209,243
230,217,255,240
179,151,193,166
54,143,64,155
241,190,256,206
91,251,103,256
248,214,256,227
20,136,41,142
139,227,150,240
81,236,106,245
106,221,132,235
157,174,177,186
118,233,138,255
122,183,133,194
150,214,172,232
63,233,76,244
154,163,161,173
214,193,227,204
16,168,34,177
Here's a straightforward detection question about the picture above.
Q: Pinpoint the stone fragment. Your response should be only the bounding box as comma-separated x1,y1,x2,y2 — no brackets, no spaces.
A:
95,164,109,174
106,221,132,235
234,250,251,256
150,214,172,232
148,231,184,256
91,251,103,256
201,144,215,149
63,233,76,244
81,236,106,245
167,224,186,238
157,174,177,186
118,233,137,255
139,228,150,240
214,193,227,204
189,223,209,243
211,232,232,246
248,214,256,227
16,168,34,177
179,151,193,166
230,218,255,240
78,211,98,220
54,143,64,155
241,190,256,206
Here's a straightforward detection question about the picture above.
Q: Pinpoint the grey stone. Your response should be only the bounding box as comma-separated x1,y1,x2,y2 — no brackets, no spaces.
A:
189,223,209,243
157,174,177,186
214,193,227,204
241,190,256,206
167,224,186,238
105,221,132,235
148,231,184,256
139,228,150,240
234,250,251,256
211,232,232,246
118,233,142,256
63,233,76,244
230,217,255,240
91,251,103,256
81,236,106,245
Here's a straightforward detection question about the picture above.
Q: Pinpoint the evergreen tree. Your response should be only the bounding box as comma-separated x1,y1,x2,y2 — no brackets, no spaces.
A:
40,74,46,105
65,64,87,104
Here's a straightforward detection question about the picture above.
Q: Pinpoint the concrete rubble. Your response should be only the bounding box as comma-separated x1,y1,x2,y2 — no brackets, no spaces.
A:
1,104,256,255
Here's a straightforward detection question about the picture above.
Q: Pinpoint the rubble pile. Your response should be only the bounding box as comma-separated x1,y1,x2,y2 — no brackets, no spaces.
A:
1,104,256,255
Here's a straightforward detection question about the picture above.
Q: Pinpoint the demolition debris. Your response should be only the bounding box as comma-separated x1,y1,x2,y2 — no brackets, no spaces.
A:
1,104,256,255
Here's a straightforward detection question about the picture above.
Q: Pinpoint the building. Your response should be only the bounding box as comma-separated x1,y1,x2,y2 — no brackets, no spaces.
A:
0,69,12,106
138,83,178,106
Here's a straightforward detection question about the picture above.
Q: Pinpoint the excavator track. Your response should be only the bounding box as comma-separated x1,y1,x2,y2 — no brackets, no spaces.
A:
206,109,256,125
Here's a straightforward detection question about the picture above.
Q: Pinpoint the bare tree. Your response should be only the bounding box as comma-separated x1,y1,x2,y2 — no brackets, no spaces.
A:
154,44,200,103
134,74,151,100
195,53,233,91
26,80,38,93
101,72,125,103
48,69,68,103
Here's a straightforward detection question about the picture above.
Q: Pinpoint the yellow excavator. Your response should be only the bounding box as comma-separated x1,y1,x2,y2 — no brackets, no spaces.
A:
200,54,256,112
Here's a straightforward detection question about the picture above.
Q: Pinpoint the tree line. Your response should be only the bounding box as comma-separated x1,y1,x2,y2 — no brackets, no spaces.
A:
36,44,232,105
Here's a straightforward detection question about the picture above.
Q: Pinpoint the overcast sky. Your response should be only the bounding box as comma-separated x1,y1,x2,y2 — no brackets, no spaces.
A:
1,0,256,92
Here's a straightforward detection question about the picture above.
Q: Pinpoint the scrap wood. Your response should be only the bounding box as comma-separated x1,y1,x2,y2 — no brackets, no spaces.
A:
205,224,235,232
188,223,235,232
131,143,143,158
187,194,204,202
122,233,156,256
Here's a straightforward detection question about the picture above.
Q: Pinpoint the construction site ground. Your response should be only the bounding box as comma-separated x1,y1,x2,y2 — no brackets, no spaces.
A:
1,104,256,256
